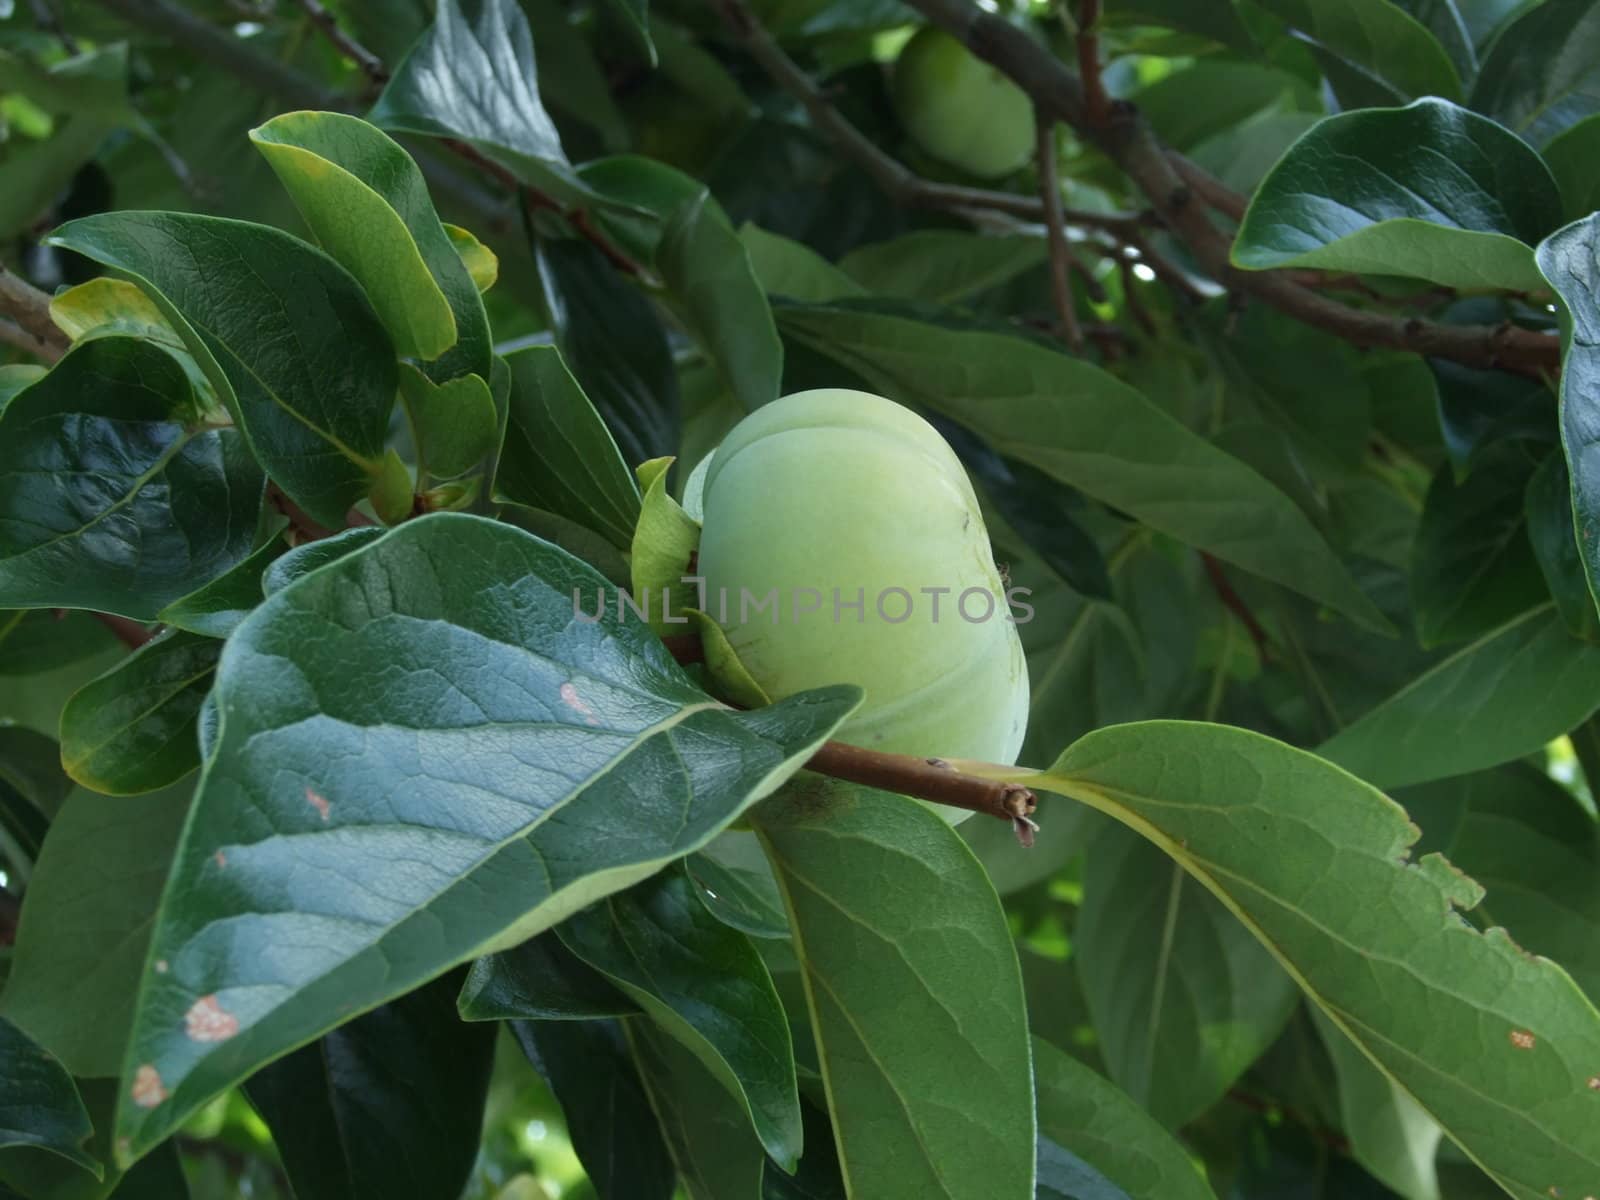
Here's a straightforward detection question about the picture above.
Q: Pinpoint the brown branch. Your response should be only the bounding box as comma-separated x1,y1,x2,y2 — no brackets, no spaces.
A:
92,612,157,649
1035,115,1083,351
297,0,388,87
0,267,68,361
1202,553,1271,662
1168,154,1247,222
1074,0,1108,125
268,481,376,545
808,741,1039,841
899,0,1562,378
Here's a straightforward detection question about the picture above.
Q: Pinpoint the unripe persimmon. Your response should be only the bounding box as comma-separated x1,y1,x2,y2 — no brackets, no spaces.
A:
891,27,1035,179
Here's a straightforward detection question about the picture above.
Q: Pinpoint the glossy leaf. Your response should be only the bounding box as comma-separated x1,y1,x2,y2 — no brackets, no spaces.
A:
494,344,641,549
778,301,1387,632
49,212,396,528
0,611,117,678
1033,1038,1215,1200
1077,823,1298,1129
0,1017,95,1175
443,223,498,292
1525,452,1599,639
761,1096,845,1200
660,191,783,412
251,112,458,364
536,238,679,468
1431,358,1555,472
47,279,216,413
58,631,219,796
557,867,801,1167
458,933,636,1022
110,513,858,1156
156,531,289,640
0,337,263,619
244,971,496,1200
1410,448,1545,646
839,232,1048,305
996,720,1600,1200
686,840,790,940
0,783,191,1078
1254,0,1461,101
368,0,592,206
1543,114,1600,222
0,727,67,869
752,782,1035,1200
260,526,386,596
397,365,498,481
629,457,698,637
1233,98,1563,291
511,1019,676,1200
1537,214,1600,624
1468,0,1600,147
738,225,863,303
1320,605,1600,788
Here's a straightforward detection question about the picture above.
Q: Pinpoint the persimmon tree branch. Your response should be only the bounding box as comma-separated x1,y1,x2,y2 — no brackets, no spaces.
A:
897,0,1562,378
0,266,67,362
1073,0,1109,125
1035,114,1084,350
296,0,388,87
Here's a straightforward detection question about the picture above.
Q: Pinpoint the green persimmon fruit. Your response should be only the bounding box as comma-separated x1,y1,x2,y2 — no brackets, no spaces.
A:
696,389,1031,812
891,27,1035,179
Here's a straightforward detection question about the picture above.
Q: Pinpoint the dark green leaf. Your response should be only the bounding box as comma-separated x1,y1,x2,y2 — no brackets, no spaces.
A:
0,1018,95,1176
111,513,857,1156
1018,721,1600,1199
0,783,191,1078
49,213,396,528
778,302,1388,632
752,782,1035,1200
739,225,863,304
58,631,220,796
0,612,118,677
156,531,289,640
1320,605,1600,787
260,526,387,596
537,238,679,468
0,727,68,868
1537,214,1600,627
1134,62,1303,152
0,338,263,619
251,111,492,384
1468,0,1600,146
1525,452,1599,639
459,933,636,1022
838,232,1048,305
557,867,802,1167
1077,824,1298,1129
369,0,593,207
761,1096,844,1200
686,843,790,940
493,345,642,549
1233,98,1563,291
1254,0,1461,100
1431,358,1555,472
511,1019,676,1200
1542,114,1600,223
397,365,499,481
1033,1038,1216,1200
1035,1138,1132,1200
1102,0,1257,50
245,971,496,1200
1410,447,1545,646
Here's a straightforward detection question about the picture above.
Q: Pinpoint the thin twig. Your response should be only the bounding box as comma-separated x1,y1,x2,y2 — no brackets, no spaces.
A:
1168,154,1247,222
1202,554,1271,662
808,741,1039,838
296,0,388,86
1035,113,1083,350
0,267,68,360
1075,0,1108,125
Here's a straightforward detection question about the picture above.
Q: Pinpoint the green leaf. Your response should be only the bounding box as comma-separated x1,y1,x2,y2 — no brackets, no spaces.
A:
557,866,801,1168
47,279,217,415
0,117,111,240
110,513,858,1157
397,365,498,481
0,783,191,1078
1542,114,1600,223
260,526,386,596
536,238,679,468
251,112,458,364
777,302,1388,633
511,1019,676,1200
1537,214,1600,627
0,727,67,871
839,232,1049,306
0,1017,96,1177
1320,605,1600,787
493,345,641,550
58,631,220,796
156,530,289,640
1254,0,1462,101
738,225,863,304
752,782,1035,1200
244,971,496,1200
49,213,398,528
1410,448,1546,646
1525,452,1599,640
1233,98,1563,292
1002,720,1600,1200
1103,0,1257,50
761,1096,845,1200
0,612,118,678
685,841,790,940
1468,0,1600,147
661,191,783,412
1432,359,1555,473
602,0,654,63
630,457,699,637
630,1018,767,1200
1077,823,1298,1129
0,337,263,619
1401,765,1600,1003
459,933,636,1022
368,0,593,207
1133,62,1304,152
1033,1038,1216,1200
443,223,498,292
